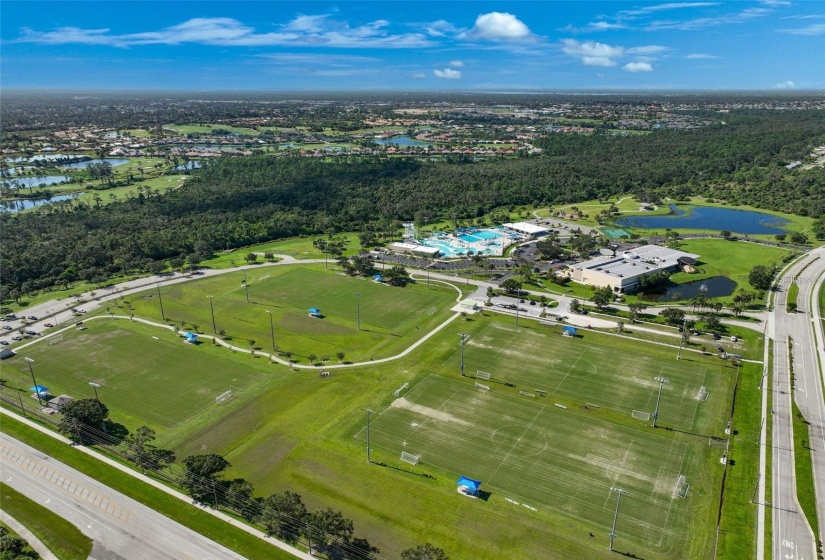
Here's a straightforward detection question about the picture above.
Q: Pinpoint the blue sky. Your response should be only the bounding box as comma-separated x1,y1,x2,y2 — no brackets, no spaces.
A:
2,1,823,90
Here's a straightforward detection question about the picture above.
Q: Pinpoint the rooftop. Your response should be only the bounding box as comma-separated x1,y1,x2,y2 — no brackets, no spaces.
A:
572,245,699,280
502,221,549,235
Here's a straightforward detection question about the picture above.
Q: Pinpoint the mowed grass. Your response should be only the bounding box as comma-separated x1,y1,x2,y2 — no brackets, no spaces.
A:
361,375,700,553
449,322,729,435
128,265,460,363
0,320,269,429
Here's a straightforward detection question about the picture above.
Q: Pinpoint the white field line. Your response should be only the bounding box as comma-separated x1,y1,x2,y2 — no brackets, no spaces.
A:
487,405,547,484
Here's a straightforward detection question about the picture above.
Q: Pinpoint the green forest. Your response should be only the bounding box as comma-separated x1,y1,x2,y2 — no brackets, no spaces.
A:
2,110,823,300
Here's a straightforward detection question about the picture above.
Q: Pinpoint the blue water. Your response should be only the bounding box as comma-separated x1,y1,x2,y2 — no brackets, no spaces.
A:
58,158,129,169
653,276,737,301
2,176,71,189
0,193,83,213
616,205,788,234
374,135,432,147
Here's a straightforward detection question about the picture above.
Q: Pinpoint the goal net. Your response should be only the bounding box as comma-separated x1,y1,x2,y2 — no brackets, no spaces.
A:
696,386,709,401
475,382,491,391
48,334,65,346
632,410,651,421
393,382,409,397
475,370,492,381
216,389,233,404
401,452,420,465
519,390,536,398
673,475,690,498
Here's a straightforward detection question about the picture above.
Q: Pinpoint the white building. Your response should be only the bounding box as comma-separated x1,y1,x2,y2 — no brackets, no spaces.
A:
501,222,550,238
567,245,699,294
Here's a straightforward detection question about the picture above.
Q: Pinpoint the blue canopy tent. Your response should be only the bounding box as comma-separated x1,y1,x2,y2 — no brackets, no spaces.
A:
563,326,578,337
29,385,50,396
183,332,198,344
308,307,321,317
373,274,384,283
457,476,482,496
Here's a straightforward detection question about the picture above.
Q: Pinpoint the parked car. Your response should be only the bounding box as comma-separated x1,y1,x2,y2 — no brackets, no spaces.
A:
44,322,54,328
27,315,37,320
11,335,22,341
2,325,12,331
0,340,8,345
24,330,37,336
75,309,87,314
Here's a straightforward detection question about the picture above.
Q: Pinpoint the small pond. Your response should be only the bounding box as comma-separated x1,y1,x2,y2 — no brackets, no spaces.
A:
374,135,432,147
651,276,737,301
617,204,788,234
58,158,130,168
2,176,71,189
0,193,83,213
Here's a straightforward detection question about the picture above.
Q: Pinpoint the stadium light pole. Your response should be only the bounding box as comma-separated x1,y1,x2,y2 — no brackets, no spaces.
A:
652,376,669,428
608,487,629,552
156,284,165,321
676,317,687,360
266,310,275,352
242,270,249,303
458,333,470,376
364,408,374,463
207,295,217,334
354,292,362,331
89,381,106,432
515,299,520,327
25,357,42,406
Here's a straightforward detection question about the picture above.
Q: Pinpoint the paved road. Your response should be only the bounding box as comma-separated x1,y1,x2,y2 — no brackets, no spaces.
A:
1,433,243,560
770,249,825,560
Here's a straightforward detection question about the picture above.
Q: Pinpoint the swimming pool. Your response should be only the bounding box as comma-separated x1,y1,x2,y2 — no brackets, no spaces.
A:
416,227,516,257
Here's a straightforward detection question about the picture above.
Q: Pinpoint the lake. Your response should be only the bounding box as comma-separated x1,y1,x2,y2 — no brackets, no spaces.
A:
58,158,130,169
617,205,788,234
374,135,432,147
2,176,71,189
0,193,83,213
652,276,737,301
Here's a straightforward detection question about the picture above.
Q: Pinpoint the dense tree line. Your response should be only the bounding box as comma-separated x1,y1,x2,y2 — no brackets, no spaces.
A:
1,110,823,299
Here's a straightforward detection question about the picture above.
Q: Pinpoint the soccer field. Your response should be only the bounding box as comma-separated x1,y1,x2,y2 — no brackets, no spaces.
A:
362,374,703,553
129,265,459,362
0,320,268,428
447,322,728,434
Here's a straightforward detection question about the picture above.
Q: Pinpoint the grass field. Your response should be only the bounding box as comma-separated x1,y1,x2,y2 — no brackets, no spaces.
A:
128,265,461,363
0,320,271,429
0,481,93,560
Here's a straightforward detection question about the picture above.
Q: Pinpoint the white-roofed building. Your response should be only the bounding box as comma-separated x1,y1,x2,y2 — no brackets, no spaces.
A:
501,222,550,237
566,244,699,294
389,242,441,257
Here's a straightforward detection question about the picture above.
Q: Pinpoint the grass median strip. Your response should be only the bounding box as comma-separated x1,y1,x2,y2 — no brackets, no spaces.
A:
792,400,819,538
0,418,296,560
0,481,93,560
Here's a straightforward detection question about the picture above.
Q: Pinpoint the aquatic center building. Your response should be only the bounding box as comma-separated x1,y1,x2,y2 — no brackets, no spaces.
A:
567,245,699,293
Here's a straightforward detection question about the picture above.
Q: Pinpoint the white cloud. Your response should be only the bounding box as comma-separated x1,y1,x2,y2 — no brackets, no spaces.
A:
410,72,426,79
774,80,797,89
449,60,464,67
589,21,627,31
685,53,718,59
781,23,825,35
433,68,461,79
623,62,654,72
16,15,434,49
581,56,617,67
463,12,536,41
561,39,623,66
424,20,459,37
626,45,668,55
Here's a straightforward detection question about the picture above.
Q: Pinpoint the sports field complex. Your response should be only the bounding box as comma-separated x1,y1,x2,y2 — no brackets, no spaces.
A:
0,264,751,559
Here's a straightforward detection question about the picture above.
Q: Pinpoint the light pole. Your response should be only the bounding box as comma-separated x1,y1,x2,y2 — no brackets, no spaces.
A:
266,310,275,352
653,376,669,428
676,318,687,360
207,295,216,334
608,487,629,552
458,333,470,376
242,270,249,303
156,284,166,321
25,357,42,406
89,381,106,431
354,292,362,331
515,299,520,327
364,408,374,463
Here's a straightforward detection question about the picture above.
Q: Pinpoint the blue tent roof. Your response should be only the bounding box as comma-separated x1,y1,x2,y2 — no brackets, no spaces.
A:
29,385,49,393
308,308,320,314
563,326,578,334
184,332,198,339
373,274,383,280
457,476,482,493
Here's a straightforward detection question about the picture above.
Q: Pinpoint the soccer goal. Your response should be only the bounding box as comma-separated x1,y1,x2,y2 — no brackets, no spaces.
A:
216,389,233,404
475,382,491,391
696,386,709,401
632,410,651,421
48,334,65,346
519,390,536,398
475,370,492,381
401,452,420,465
673,475,691,498
393,382,409,397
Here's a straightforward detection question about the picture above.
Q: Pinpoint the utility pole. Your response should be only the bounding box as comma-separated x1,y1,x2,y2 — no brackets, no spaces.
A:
515,299,520,327
25,357,42,407
653,376,669,428
89,381,106,432
266,310,275,352
207,295,216,333
608,487,629,552
676,317,687,360
242,270,249,303
364,408,374,462
156,285,165,321
458,333,470,376
354,292,361,331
